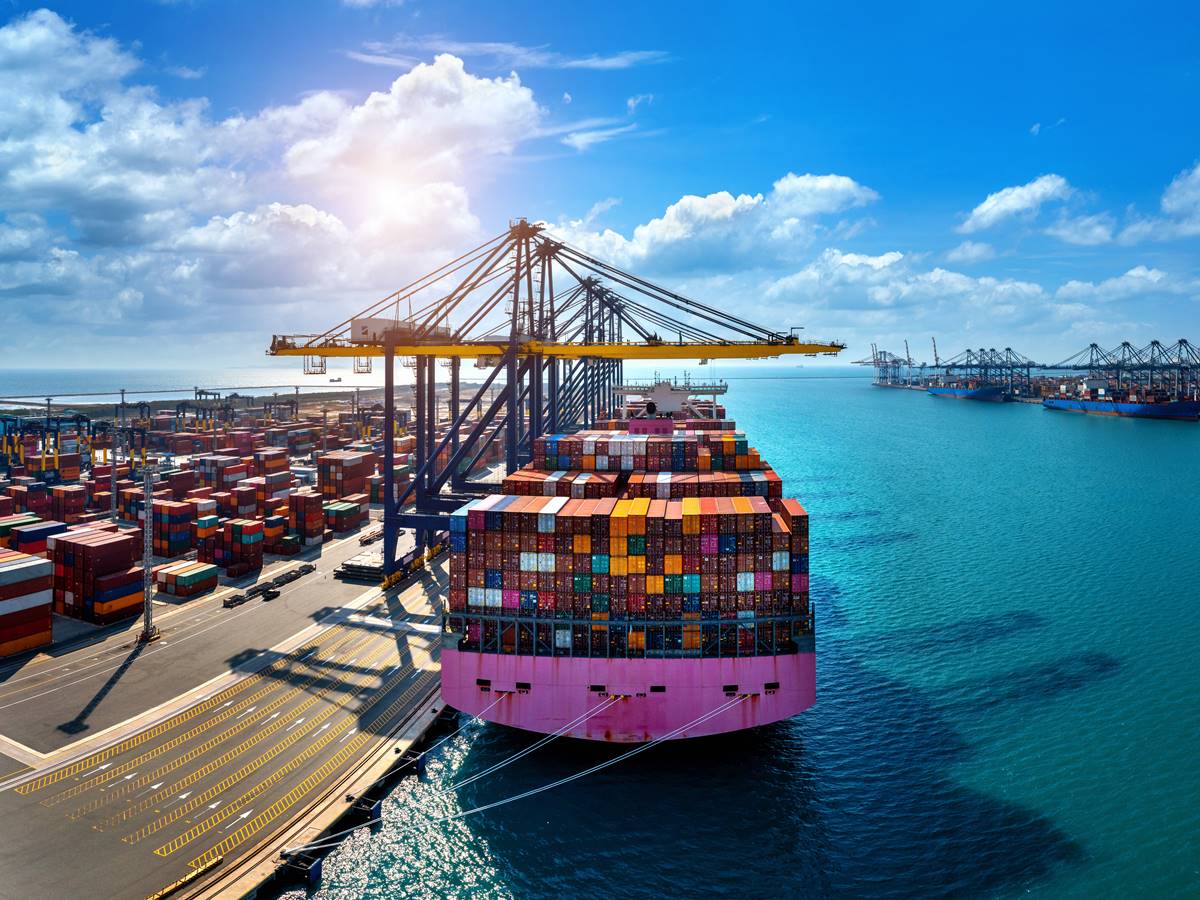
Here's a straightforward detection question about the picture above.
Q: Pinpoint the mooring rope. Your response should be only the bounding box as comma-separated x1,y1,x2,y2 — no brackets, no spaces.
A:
281,692,620,858
282,693,747,858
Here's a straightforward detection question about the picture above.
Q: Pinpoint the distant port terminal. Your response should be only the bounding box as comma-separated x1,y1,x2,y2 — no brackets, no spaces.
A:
858,339,1200,420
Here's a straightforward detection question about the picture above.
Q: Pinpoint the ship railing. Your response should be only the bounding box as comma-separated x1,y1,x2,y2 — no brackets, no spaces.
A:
443,611,814,660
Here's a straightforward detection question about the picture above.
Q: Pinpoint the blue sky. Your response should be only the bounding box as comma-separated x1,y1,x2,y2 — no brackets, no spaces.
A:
1,0,1197,368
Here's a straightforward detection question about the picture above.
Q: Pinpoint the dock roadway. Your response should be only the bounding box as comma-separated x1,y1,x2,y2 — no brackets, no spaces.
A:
0,534,447,899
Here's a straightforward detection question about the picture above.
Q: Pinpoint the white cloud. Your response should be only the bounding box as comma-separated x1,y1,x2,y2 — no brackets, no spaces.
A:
1045,212,1115,245
562,91,572,104
767,248,1045,315
562,123,637,151
1119,161,1200,243
554,172,880,272
357,35,668,71
343,50,418,68
169,203,353,290
958,174,1071,233
0,215,54,262
1030,117,1066,137
946,240,996,263
0,11,551,363
276,55,541,194
167,65,206,79
1055,265,1185,302
626,93,654,114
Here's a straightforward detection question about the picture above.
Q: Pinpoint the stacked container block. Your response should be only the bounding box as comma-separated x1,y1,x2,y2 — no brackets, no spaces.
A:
50,485,87,522
0,549,53,657
196,455,249,491
198,519,263,577
49,530,142,624
288,492,325,545
155,561,219,598
324,494,367,532
148,500,193,557
317,451,373,500
448,421,810,660
12,520,68,556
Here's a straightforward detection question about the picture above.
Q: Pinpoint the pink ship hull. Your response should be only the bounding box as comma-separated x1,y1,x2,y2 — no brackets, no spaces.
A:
440,649,816,743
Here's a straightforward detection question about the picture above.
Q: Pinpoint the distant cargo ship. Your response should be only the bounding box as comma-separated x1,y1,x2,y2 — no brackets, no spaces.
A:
928,385,1009,402
1043,396,1200,420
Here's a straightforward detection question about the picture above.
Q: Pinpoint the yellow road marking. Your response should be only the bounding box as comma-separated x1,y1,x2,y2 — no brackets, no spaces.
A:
152,658,430,857
143,854,223,900
96,637,395,830
46,629,362,809
187,671,437,869
134,651,417,849
17,633,349,796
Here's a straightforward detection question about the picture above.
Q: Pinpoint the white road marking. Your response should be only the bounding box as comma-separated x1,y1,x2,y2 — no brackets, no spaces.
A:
140,782,165,795
84,763,112,776
285,718,306,731
169,791,193,805
234,706,257,720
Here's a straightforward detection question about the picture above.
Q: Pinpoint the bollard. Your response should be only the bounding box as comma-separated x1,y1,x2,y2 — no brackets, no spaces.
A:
415,753,427,782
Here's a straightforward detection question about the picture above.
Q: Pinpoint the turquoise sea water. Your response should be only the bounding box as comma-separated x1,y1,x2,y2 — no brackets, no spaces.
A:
286,375,1197,898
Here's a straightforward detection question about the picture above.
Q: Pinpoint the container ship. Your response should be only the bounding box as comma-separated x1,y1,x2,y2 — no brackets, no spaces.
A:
1043,395,1200,420
1040,376,1200,420
441,381,814,743
927,384,1009,402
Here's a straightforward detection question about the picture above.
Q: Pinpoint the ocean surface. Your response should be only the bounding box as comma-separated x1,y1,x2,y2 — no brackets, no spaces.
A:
251,374,1193,896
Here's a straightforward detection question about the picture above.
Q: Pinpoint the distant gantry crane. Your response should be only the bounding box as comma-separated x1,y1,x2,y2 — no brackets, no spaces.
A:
862,337,1199,401
268,219,845,578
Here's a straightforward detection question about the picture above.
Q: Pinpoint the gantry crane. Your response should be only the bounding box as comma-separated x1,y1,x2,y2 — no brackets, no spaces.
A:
268,219,844,578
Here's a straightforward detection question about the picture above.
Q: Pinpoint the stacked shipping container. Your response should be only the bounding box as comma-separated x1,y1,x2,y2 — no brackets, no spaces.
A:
155,561,219,598
198,519,263,577
448,421,810,661
317,451,373,500
0,550,53,657
49,530,142,623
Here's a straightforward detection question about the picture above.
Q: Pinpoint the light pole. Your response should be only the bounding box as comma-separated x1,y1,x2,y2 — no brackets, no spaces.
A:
139,461,160,644
111,388,124,522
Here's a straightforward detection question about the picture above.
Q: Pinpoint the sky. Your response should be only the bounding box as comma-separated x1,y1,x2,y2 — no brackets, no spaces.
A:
0,0,1197,370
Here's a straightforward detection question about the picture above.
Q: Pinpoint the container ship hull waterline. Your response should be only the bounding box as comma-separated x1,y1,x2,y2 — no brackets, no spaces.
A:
927,385,1009,402
441,384,814,743
1042,397,1200,420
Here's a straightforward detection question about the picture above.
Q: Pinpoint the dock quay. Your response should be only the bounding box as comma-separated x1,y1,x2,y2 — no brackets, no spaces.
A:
0,526,447,899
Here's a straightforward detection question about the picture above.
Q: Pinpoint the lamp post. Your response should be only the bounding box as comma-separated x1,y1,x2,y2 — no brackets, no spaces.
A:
139,461,160,644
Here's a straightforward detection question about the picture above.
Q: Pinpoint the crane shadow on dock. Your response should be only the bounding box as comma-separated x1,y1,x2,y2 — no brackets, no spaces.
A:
56,640,146,735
